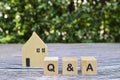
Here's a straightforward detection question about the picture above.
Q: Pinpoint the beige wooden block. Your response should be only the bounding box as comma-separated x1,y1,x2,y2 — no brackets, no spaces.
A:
22,32,48,67
80,57,97,75
44,57,58,75
62,57,78,75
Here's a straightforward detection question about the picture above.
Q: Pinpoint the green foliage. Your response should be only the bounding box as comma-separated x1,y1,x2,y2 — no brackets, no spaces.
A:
0,0,120,43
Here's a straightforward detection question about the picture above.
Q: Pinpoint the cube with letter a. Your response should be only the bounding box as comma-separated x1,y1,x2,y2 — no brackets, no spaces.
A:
44,57,58,75
62,57,78,75
80,57,97,75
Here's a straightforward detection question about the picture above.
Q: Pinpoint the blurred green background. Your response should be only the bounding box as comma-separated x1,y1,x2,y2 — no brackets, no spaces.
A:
0,0,120,43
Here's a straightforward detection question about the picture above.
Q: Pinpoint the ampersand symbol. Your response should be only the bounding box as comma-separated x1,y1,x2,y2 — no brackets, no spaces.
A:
67,64,74,71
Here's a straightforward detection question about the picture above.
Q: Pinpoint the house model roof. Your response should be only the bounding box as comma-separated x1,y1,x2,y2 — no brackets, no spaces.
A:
23,32,47,47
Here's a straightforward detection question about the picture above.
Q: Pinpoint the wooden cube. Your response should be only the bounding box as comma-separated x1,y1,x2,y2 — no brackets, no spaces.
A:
62,57,78,75
80,57,97,75
44,57,58,75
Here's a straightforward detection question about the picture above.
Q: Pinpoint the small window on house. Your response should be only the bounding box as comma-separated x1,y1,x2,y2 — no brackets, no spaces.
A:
36,48,40,53
42,48,45,53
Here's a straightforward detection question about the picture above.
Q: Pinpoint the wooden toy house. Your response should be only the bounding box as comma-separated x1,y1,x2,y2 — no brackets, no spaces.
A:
22,32,48,67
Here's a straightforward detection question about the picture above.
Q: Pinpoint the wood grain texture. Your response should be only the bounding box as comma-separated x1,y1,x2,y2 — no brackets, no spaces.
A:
0,43,120,80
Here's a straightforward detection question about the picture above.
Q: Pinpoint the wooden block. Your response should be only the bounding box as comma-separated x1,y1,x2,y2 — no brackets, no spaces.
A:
62,57,78,75
80,57,97,75
44,57,58,75
22,32,48,67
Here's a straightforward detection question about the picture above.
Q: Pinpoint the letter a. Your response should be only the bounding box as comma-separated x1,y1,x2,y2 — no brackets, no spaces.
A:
86,64,93,71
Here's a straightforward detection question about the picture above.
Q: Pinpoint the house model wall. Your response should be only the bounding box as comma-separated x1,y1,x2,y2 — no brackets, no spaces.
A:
22,32,48,67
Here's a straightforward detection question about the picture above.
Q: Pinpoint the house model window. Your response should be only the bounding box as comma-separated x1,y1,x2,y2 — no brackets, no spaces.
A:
42,48,45,53
36,48,40,53
22,32,48,67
